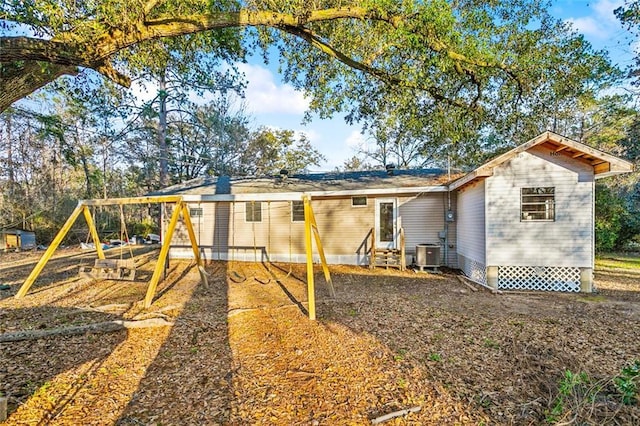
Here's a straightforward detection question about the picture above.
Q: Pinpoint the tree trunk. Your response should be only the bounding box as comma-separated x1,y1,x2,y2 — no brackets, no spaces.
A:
158,72,169,188
0,318,174,342
6,115,14,193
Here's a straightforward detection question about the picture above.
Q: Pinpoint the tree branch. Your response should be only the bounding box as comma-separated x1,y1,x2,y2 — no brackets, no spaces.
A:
0,6,500,112
0,61,78,112
143,0,166,16
279,25,473,110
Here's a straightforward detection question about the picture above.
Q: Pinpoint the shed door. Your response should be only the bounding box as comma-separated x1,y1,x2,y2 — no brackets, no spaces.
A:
375,198,398,249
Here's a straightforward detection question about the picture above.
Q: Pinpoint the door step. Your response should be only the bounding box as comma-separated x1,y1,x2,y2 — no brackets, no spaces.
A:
371,249,403,270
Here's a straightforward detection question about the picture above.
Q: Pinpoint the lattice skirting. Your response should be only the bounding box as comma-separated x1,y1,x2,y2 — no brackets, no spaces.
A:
498,266,581,292
463,258,487,285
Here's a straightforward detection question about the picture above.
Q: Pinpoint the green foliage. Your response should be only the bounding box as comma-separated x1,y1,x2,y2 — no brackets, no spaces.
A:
240,127,326,176
595,183,628,252
546,364,640,423
546,370,599,424
614,360,640,405
428,352,442,362
130,218,159,238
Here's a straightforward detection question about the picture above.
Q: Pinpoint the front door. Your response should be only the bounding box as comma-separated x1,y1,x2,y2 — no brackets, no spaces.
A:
375,198,398,249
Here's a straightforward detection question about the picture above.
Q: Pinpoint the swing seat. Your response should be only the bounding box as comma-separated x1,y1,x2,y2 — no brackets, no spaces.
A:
79,259,136,281
229,270,247,283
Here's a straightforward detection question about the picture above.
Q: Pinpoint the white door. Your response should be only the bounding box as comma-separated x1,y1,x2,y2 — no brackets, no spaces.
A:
375,198,398,249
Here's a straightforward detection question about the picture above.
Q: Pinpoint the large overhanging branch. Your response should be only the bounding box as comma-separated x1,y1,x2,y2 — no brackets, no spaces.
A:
0,6,504,112
279,25,475,110
0,62,78,114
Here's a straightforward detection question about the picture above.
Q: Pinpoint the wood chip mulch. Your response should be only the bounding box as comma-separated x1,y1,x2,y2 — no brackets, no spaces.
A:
0,250,639,425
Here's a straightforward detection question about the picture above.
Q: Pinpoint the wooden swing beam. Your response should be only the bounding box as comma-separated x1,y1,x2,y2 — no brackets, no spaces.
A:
15,195,206,308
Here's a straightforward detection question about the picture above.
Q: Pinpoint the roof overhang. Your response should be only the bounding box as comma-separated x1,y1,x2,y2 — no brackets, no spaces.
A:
180,185,449,202
449,131,634,191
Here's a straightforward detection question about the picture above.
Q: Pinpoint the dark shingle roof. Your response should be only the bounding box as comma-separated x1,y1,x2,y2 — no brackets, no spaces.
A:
152,169,460,196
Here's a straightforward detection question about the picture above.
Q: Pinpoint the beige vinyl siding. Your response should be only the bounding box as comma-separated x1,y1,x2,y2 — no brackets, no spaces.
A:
309,197,374,264
399,193,457,267
485,147,594,267
229,201,303,260
168,202,230,259
456,180,486,266
169,194,457,266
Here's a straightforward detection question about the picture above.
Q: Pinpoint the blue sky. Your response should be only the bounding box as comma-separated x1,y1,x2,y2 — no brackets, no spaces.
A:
238,0,638,171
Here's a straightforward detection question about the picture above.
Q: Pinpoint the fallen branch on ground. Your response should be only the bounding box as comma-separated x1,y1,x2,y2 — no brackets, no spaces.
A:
0,318,173,342
371,406,421,424
456,275,479,292
457,274,502,294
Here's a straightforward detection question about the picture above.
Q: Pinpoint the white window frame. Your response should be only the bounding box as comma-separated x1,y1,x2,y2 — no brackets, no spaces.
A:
291,200,305,222
521,187,555,221
351,196,368,207
189,207,203,218
245,201,262,222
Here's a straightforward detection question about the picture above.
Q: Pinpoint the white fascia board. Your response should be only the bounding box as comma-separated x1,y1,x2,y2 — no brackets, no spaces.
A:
306,185,448,197
180,185,449,202
182,192,304,202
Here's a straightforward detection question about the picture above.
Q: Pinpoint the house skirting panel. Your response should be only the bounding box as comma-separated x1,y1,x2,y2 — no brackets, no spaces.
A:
497,265,581,292
459,255,487,285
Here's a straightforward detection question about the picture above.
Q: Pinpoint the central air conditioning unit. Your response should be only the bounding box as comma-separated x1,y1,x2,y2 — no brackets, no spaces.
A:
415,243,440,269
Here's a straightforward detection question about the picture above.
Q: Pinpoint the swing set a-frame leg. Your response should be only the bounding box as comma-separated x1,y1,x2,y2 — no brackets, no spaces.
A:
16,196,205,309
15,203,85,299
143,201,204,308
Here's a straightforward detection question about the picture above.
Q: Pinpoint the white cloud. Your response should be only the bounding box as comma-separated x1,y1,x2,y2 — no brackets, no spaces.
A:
129,80,158,103
296,128,321,143
345,130,366,149
567,16,608,39
565,0,624,40
236,63,309,115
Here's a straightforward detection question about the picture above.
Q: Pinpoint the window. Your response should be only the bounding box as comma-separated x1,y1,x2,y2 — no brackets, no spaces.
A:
189,207,203,218
521,187,555,221
352,196,367,207
245,201,262,222
291,201,305,222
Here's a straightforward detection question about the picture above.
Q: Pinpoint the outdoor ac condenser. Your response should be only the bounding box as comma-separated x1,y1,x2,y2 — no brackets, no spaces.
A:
415,243,440,268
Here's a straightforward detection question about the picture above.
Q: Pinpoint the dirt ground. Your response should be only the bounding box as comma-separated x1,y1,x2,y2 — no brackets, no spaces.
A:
0,248,639,425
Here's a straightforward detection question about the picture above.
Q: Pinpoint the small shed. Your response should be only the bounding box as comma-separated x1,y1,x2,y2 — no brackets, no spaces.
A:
1,229,36,251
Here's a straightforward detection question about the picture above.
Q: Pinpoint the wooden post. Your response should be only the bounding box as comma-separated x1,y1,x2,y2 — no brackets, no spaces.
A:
303,196,316,320
82,205,105,260
0,395,6,422
180,203,208,287
370,227,376,269
400,227,406,271
16,203,85,298
307,203,335,298
144,202,182,308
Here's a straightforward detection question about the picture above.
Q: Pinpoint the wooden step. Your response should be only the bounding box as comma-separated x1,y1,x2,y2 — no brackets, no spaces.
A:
371,249,403,269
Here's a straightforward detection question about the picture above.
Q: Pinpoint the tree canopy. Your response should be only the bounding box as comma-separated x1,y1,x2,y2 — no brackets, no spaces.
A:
1,0,618,127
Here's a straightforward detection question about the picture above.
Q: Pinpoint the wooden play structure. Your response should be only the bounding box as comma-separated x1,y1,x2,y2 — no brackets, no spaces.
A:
15,195,206,309
15,195,333,320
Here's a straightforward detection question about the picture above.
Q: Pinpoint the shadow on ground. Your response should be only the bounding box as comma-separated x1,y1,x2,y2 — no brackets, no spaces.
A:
320,268,640,424
116,261,233,425
0,306,126,419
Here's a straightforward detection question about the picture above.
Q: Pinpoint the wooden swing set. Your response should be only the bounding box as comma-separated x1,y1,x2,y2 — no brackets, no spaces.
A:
15,195,207,309
15,195,333,320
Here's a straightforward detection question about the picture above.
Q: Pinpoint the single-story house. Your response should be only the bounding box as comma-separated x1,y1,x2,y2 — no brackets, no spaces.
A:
154,131,633,292
1,228,36,251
